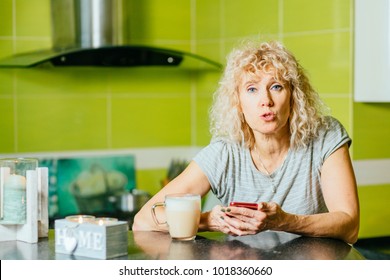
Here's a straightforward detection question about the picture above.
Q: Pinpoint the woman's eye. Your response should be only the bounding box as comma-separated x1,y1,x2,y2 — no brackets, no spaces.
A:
246,86,257,93
271,84,282,91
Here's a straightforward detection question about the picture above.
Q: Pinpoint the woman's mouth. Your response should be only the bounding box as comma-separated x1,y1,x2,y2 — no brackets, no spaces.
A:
260,112,276,121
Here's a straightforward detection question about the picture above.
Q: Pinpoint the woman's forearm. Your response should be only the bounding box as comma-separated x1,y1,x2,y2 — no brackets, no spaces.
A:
280,211,359,244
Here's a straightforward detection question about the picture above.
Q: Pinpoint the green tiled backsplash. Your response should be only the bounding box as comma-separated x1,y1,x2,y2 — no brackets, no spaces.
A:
223,0,280,38
353,103,390,159
15,0,51,37
283,0,351,32
127,0,192,42
284,32,351,94
0,0,13,37
17,95,108,151
0,67,206,152
0,96,14,152
111,95,192,148
322,95,352,134
136,168,167,196
1,0,390,238
358,185,390,238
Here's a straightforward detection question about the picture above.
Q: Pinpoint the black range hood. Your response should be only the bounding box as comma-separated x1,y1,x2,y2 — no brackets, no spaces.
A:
0,0,221,69
0,45,221,68
51,46,183,67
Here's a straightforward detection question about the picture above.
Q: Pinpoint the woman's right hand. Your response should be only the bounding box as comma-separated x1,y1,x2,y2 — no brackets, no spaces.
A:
201,205,246,235
204,203,271,236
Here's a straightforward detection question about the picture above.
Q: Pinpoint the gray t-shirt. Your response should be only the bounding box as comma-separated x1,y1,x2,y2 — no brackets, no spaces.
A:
193,116,351,215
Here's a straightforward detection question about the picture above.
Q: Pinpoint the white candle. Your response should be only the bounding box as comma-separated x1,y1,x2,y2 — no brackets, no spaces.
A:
2,174,27,224
65,215,95,223
95,217,118,226
5,174,26,189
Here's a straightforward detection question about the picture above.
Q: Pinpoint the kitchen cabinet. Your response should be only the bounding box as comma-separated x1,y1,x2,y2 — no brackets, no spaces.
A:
354,0,390,102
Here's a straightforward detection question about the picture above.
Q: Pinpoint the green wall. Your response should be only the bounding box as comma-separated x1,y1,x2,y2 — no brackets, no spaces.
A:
0,0,389,238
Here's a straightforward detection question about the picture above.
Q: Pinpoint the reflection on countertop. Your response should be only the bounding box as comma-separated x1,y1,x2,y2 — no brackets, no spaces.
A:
0,230,365,260
133,231,363,260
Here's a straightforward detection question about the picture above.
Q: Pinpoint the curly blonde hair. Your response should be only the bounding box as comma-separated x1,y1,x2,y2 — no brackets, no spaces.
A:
209,41,329,149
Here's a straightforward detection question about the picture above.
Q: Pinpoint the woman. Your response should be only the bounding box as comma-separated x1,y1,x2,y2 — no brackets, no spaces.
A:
133,41,359,244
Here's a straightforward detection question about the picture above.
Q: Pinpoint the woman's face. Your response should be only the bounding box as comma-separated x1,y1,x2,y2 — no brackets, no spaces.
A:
238,70,291,138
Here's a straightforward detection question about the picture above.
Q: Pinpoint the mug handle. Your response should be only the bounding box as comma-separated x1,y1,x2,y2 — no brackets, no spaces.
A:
151,202,167,225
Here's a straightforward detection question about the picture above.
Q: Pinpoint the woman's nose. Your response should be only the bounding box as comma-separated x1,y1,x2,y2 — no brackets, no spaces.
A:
259,91,274,107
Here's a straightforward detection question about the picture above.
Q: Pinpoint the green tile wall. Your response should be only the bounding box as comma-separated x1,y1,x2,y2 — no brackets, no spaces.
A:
17,95,108,151
15,0,51,37
0,96,14,152
353,103,390,159
284,33,351,94
223,0,279,38
127,0,191,43
0,0,13,37
283,0,351,32
111,96,192,147
358,185,390,238
194,71,221,145
1,0,389,238
0,69,14,94
322,96,352,133
15,68,109,95
136,168,167,195
195,0,221,41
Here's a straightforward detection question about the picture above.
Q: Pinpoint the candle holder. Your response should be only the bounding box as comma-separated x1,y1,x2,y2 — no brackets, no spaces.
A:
0,158,49,243
55,216,128,259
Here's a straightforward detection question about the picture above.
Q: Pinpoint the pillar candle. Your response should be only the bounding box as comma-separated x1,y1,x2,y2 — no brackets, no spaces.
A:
1,174,26,224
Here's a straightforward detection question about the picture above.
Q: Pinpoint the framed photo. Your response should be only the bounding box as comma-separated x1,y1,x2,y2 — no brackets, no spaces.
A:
40,154,136,218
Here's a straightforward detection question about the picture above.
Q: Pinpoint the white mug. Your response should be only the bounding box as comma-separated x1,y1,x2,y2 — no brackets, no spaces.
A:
151,193,201,241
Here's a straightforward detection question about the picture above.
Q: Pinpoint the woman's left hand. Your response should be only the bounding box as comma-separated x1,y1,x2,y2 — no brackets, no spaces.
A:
219,202,288,236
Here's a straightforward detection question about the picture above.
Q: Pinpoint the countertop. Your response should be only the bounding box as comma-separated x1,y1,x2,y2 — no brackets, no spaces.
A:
0,230,365,260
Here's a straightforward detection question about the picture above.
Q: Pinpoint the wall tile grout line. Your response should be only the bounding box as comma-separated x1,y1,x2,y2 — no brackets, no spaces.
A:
13,71,18,153
279,0,284,42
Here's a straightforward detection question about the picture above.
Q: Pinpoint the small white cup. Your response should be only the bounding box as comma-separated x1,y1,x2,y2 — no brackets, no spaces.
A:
152,193,201,241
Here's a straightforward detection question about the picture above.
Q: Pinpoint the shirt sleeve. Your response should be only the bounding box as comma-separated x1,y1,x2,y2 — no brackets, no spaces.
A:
318,116,352,164
192,140,230,198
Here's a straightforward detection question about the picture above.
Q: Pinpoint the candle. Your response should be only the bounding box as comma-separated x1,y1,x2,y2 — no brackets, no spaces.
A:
2,174,27,224
5,174,26,188
65,215,95,223
94,217,118,226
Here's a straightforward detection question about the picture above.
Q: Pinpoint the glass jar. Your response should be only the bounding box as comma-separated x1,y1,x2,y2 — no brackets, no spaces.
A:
0,158,38,224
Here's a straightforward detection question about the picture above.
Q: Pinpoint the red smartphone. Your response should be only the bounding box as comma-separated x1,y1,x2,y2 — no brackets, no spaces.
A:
229,202,258,210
